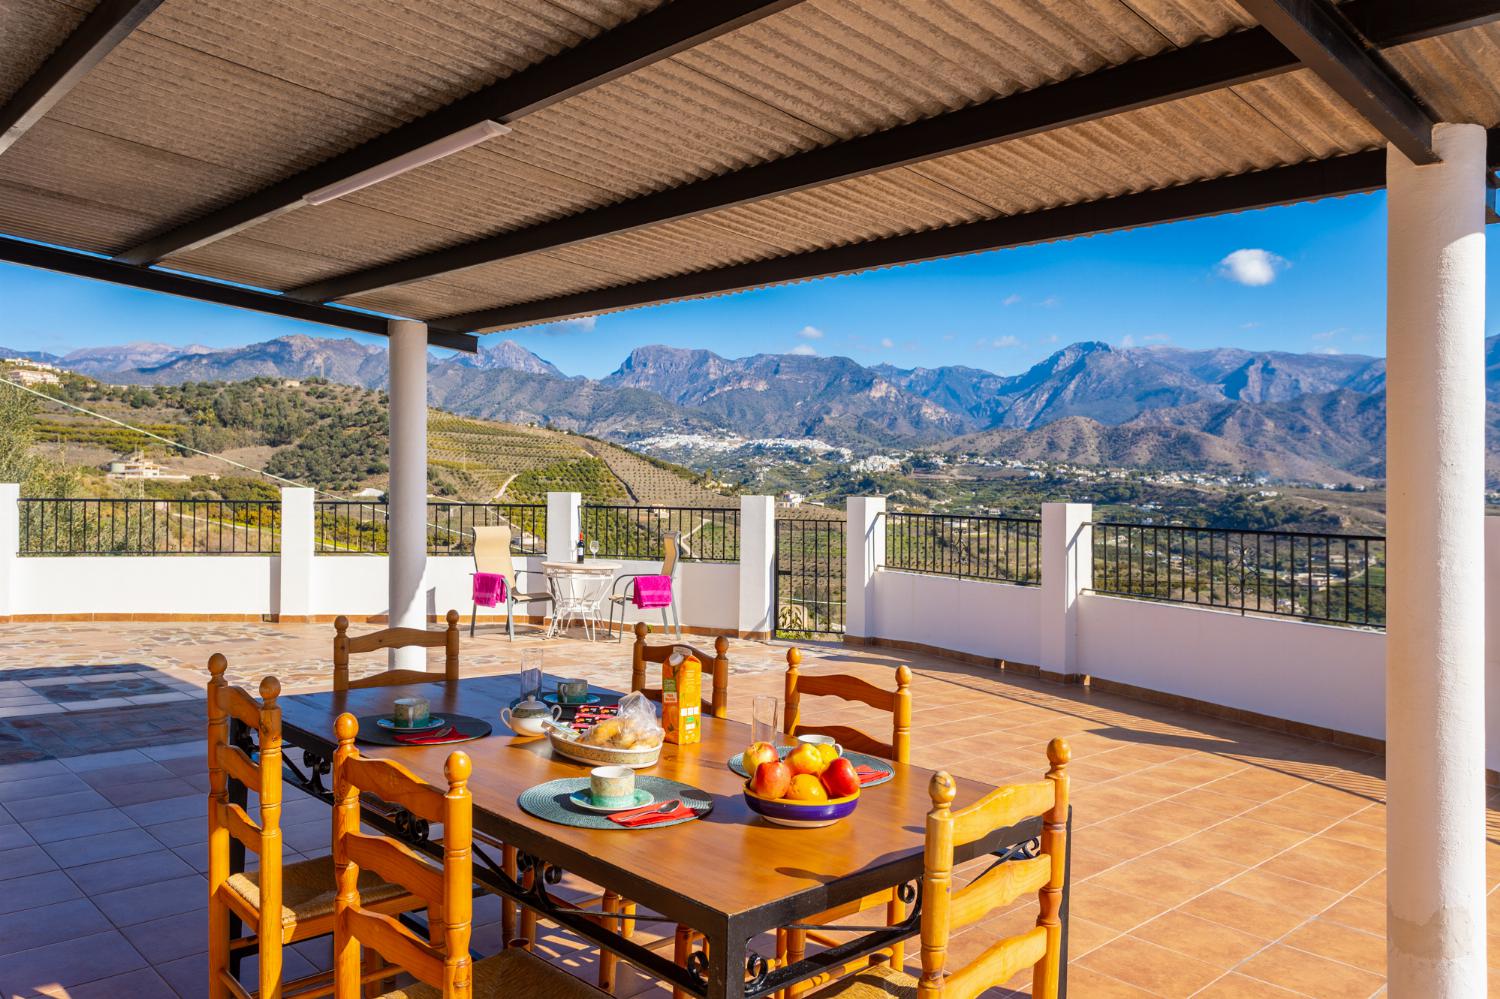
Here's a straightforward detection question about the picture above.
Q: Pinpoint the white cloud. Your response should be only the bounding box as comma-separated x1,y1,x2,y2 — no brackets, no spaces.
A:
1041,334,1059,344
1120,335,1136,348
789,344,817,356
1312,328,1345,342
1240,321,1262,330
1218,249,1287,287
1313,346,1343,355
797,325,824,340
1142,333,1171,344
880,337,895,349
556,316,597,332
1037,295,1060,308
991,335,1022,349
1002,294,1023,306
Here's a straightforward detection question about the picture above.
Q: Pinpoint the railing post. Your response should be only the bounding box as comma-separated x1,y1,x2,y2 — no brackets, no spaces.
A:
844,496,885,642
277,487,315,622
1039,503,1092,680
737,495,775,640
546,492,581,564
0,484,17,621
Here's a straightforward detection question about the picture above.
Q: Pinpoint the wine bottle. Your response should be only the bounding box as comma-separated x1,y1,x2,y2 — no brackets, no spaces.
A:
576,531,585,563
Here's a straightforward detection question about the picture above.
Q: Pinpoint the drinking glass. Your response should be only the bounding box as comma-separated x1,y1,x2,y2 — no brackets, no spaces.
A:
589,539,600,558
519,649,543,701
752,695,780,747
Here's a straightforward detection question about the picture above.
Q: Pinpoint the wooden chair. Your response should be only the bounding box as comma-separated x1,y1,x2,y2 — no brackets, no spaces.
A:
780,649,913,996
330,713,605,999
471,524,553,640
207,655,423,999
813,741,1072,999
606,531,682,640
333,610,461,693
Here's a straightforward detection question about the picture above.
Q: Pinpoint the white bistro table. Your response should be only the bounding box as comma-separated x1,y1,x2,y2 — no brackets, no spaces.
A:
540,560,622,640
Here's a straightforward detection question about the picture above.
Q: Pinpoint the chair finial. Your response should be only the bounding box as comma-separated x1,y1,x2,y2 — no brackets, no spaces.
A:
895,664,912,687
1047,737,1071,769
208,653,228,679
335,712,358,745
259,676,281,704
787,646,801,668
634,621,648,639
445,750,472,786
334,615,349,635
929,771,957,807
714,634,729,655
445,608,459,626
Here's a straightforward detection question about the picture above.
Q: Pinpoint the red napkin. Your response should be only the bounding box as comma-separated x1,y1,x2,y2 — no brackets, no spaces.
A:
395,726,469,746
608,800,697,828
855,765,891,785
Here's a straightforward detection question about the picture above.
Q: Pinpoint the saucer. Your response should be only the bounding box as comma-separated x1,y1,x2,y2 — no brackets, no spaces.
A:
568,788,654,814
543,691,601,706
376,716,446,733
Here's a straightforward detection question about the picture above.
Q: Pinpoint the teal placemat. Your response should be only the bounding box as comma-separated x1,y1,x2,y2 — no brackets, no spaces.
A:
518,776,712,830
727,747,894,787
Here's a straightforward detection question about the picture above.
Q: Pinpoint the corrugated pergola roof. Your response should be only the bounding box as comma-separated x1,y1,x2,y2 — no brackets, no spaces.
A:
1,0,1499,347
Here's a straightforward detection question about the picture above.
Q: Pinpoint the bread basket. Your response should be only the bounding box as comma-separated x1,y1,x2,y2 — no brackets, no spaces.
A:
543,721,661,769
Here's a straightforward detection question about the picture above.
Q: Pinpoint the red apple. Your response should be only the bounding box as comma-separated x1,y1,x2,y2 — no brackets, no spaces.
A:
819,757,860,799
751,760,792,800
743,741,779,775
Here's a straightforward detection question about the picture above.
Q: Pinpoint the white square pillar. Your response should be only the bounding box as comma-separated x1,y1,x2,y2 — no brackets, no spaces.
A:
844,496,885,641
1385,122,1488,997
277,487,314,621
387,319,429,668
737,495,775,639
547,492,581,565
0,483,17,620
1038,502,1091,677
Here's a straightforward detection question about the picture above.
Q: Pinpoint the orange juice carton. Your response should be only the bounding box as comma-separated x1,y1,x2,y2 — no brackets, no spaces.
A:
661,647,702,745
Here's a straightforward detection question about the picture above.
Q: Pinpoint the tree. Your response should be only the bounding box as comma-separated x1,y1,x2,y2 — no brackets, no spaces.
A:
0,384,78,496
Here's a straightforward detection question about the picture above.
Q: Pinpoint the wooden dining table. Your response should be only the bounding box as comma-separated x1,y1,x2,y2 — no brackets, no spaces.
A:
236,674,1069,998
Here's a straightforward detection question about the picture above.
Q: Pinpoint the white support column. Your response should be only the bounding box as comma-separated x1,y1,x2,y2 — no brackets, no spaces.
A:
546,492,581,565
1038,502,1091,678
1385,122,1488,998
0,483,17,620
737,495,776,639
387,319,429,669
844,496,885,641
277,487,314,621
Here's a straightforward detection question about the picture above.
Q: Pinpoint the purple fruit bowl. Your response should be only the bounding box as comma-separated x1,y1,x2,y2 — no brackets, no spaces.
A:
742,782,860,828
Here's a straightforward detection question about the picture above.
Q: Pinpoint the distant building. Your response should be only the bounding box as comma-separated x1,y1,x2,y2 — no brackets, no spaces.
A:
106,451,188,481
2,358,61,386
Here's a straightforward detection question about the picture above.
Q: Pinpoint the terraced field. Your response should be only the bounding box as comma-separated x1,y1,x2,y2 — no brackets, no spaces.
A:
579,437,733,506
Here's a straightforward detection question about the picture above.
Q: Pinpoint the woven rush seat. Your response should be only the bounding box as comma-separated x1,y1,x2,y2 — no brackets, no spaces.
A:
375,947,604,998
809,963,916,998
225,855,409,929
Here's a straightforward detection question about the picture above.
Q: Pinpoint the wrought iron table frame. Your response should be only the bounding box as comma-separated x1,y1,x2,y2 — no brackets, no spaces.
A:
230,715,1071,999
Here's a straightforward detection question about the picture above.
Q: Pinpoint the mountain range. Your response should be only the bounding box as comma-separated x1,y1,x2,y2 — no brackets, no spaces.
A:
9,332,1495,484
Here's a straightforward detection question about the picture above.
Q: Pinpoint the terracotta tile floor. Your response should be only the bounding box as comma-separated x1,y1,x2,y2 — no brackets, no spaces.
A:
0,620,1496,997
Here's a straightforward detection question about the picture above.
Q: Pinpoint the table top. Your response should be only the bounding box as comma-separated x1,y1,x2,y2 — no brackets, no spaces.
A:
541,560,623,573
276,674,1006,933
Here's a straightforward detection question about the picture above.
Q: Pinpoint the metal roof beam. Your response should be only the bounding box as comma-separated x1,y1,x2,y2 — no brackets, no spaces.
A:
0,238,478,352
286,0,1491,305
112,0,804,267
1238,0,1438,164
430,130,1500,333
0,0,165,156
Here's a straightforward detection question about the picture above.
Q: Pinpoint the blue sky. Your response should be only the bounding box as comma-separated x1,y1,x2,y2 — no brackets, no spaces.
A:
1,189,1492,379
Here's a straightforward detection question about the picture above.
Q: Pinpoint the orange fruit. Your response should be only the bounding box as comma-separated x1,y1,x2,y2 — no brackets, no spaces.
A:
786,773,829,802
815,743,839,768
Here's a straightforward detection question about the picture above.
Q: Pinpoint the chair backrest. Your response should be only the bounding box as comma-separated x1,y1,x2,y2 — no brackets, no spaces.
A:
784,648,912,763
918,740,1070,999
333,610,461,692
630,621,729,718
206,655,286,966
332,713,473,999
660,530,680,579
472,524,516,582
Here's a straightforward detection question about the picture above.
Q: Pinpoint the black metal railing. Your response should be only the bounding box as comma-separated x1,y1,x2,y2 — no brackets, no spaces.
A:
18,498,281,555
581,505,739,562
884,512,1041,584
428,502,545,556
314,501,546,556
314,500,388,554
1091,522,1386,627
775,517,846,636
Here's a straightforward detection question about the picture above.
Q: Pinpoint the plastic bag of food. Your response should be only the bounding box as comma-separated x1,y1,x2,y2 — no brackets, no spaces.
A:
580,691,664,750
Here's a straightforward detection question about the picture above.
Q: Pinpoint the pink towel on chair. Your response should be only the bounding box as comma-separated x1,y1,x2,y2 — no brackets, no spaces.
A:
633,574,672,610
472,572,507,608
